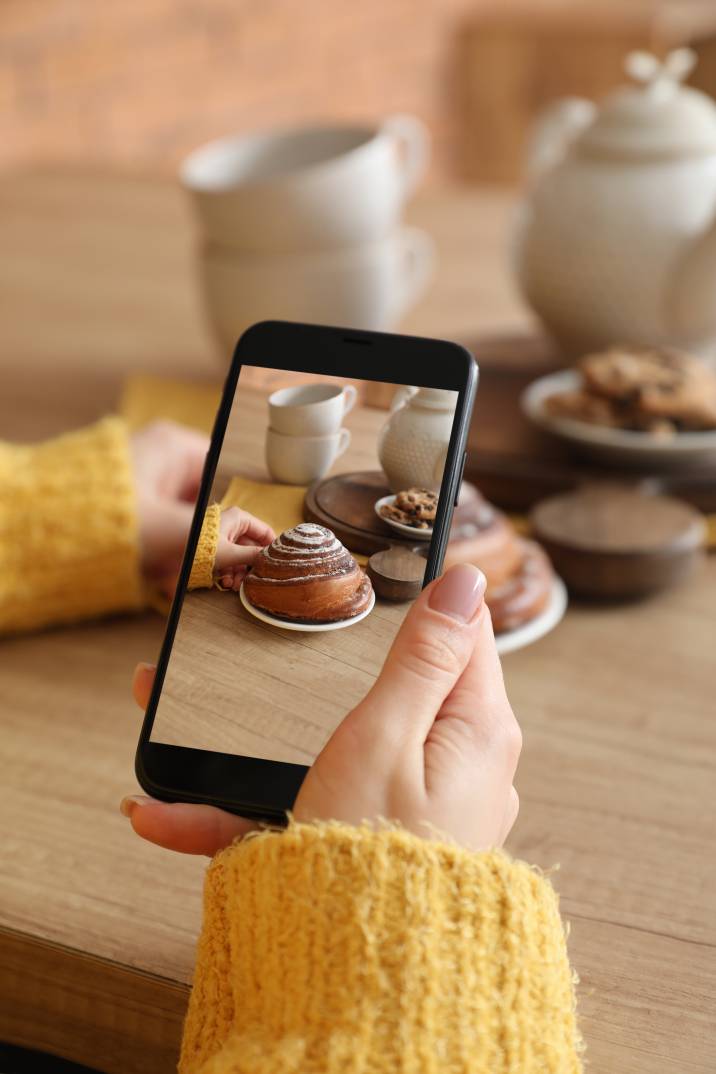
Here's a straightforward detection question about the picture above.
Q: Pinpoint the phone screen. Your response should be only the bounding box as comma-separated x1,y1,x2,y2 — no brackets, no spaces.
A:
149,365,460,767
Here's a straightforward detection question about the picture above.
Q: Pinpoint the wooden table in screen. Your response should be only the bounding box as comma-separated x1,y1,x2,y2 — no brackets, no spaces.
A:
0,171,713,1074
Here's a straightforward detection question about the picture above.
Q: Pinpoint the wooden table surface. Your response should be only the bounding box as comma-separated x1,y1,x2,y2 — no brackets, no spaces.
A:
0,170,714,1074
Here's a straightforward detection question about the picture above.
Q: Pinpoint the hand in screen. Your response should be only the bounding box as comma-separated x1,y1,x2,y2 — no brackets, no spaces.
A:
122,563,521,854
213,506,275,592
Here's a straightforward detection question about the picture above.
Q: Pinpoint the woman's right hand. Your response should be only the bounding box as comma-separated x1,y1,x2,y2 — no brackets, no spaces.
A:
123,563,521,854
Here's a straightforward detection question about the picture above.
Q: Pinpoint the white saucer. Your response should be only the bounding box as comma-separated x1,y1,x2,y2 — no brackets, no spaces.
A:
374,494,434,541
239,582,376,632
495,576,568,656
521,369,716,469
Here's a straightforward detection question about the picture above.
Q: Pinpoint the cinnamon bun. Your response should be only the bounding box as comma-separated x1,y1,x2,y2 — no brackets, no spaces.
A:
243,523,373,624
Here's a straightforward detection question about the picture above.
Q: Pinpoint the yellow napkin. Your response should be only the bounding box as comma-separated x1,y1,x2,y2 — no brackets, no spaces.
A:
220,476,308,538
120,374,220,433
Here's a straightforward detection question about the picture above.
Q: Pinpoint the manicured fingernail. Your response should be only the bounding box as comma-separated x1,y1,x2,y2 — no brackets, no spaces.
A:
120,794,151,817
429,564,486,623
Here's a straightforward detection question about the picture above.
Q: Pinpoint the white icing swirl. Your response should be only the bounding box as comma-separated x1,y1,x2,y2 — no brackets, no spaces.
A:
255,523,353,582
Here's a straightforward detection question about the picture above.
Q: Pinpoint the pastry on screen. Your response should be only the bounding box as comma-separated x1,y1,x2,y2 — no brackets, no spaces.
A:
243,523,373,624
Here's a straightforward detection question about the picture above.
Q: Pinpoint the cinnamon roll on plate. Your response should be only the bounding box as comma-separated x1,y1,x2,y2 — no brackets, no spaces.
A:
241,523,374,630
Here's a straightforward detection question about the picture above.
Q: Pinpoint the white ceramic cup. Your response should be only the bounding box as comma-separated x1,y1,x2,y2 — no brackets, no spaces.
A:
265,427,351,485
269,382,357,437
180,115,429,252
199,227,435,354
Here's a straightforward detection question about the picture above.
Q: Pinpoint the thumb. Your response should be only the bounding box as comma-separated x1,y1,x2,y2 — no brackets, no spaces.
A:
353,564,487,743
214,540,263,572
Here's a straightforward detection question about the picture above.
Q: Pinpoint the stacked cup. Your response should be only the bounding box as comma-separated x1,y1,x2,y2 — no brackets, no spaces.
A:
180,116,434,352
265,382,357,486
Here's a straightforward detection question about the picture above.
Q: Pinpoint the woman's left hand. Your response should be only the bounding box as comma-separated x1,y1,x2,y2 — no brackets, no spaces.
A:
130,421,211,591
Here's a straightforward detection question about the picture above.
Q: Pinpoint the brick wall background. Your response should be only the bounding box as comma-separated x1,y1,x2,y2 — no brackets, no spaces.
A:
0,0,481,179
4,2,714,182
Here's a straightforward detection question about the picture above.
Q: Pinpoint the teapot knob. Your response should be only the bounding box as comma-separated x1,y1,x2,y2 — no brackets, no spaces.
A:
625,48,697,98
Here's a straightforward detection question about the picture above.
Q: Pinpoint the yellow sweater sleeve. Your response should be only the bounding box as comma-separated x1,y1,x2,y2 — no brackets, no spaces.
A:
180,823,583,1074
188,504,220,590
0,417,144,634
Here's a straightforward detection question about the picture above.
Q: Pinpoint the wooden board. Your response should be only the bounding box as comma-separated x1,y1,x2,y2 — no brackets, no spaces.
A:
304,471,404,555
465,334,716,513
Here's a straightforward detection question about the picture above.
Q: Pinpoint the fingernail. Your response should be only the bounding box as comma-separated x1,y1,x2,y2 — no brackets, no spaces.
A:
137,662,155,673
120,794,151,818
429,564,486,623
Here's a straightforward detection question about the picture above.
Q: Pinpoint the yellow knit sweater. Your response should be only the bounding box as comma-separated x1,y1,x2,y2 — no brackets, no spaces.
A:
0,417,219,633
181,823,583,1074
0,417,144,633
1,419,583,1071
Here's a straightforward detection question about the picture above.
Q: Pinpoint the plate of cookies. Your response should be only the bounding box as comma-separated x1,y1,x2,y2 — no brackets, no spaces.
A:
522,345,716,467
375,488,436,540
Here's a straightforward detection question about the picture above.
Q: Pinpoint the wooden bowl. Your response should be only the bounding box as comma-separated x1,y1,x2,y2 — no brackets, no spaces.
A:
530,484,706,599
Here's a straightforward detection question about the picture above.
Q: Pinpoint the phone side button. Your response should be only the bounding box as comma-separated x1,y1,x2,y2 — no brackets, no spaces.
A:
454,451,467,506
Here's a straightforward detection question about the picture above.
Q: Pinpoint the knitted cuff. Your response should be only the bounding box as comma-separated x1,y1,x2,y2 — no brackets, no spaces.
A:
180,823,583,1074
188,504,221,590
0,416,143,634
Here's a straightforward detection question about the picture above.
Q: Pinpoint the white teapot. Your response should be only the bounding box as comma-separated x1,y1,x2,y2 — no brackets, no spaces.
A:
514,49,716,358
378,386,457,492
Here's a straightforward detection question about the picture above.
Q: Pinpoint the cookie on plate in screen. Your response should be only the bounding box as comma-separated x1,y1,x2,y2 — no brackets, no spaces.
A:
380,487,438,529
243,523,373,624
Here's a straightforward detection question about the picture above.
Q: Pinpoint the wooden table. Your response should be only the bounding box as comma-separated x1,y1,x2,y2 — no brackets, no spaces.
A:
0,171,714,1074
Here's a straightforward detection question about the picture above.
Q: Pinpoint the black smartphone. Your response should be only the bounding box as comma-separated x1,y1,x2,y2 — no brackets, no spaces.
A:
136,320,477,822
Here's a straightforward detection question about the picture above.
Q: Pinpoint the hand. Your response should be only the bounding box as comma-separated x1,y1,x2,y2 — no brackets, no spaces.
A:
214,507,275,591
122,563,521,855
130,421,210,591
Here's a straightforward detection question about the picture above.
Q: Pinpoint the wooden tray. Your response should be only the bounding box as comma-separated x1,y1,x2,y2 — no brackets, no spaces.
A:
304,471,408,556
465,334,716,513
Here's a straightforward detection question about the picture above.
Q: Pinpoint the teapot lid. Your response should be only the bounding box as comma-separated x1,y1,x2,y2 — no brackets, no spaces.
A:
577,49,716,159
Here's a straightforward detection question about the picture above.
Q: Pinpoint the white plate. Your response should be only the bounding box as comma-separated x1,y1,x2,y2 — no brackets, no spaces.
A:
240,582,376,632
495,576,568,656
374,494,434,540
521,370,716,468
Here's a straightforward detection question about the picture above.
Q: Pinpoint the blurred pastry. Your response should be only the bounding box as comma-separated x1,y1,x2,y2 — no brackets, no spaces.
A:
445,484,554,631
244,523,372,623
444,485,523,586
574,344,716,431
543,388,623,428
484,539,553,634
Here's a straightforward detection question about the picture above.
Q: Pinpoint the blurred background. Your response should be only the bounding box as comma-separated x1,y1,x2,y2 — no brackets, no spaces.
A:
3,0,716,184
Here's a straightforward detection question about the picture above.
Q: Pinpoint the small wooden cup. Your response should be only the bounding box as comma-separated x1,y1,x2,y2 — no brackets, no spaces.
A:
530,484,706,599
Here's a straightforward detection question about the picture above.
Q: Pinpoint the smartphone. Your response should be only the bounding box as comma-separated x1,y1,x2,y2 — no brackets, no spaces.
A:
136,321,477,822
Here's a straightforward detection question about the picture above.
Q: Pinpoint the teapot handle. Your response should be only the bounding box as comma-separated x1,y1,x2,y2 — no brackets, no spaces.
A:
526,97,596,182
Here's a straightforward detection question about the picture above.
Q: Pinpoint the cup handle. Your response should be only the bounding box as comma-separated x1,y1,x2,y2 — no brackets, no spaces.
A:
337,428,351,458
382,113,430,198
394,227,436,322
342,383,357,417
